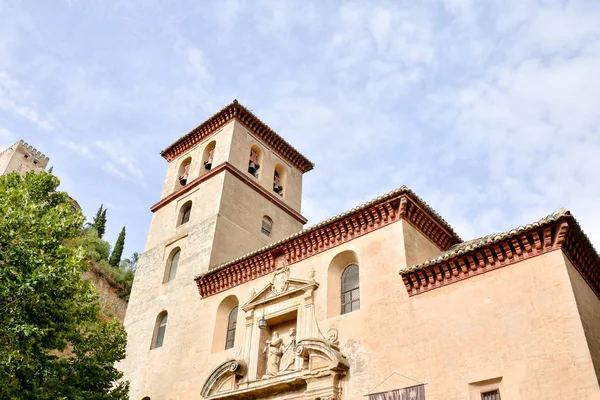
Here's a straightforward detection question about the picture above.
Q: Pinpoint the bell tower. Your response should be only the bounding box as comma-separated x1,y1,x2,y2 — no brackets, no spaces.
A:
121,100,313,397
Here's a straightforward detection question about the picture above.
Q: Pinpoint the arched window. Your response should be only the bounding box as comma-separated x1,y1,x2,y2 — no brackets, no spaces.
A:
178,157,192,187
142,397,151,400
261,216,273,237
248,145,261,178
164,248,180,282
273,164,285,196
225,306,238,350
341,264,360,314
212,295,239,352
203,141,216,171
178,201,192,226
152,312,168,349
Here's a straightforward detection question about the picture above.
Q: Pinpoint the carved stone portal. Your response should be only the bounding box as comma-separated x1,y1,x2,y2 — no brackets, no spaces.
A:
200,269,349,399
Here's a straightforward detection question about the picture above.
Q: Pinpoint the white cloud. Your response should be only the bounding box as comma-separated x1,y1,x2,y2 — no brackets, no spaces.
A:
94,140,144,183
0,71,54,130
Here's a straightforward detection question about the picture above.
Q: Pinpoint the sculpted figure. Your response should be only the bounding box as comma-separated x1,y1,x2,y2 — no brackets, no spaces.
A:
263,331,283,377
278,328,296,373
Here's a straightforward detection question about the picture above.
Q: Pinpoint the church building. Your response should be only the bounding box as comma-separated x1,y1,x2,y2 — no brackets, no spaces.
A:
121,100,600,399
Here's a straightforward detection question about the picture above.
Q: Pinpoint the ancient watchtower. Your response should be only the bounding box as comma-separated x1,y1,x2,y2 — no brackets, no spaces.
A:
0,140,49,176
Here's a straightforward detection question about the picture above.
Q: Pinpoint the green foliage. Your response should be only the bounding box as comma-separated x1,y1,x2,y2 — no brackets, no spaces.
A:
91,205,107,239
120,252,139,272
109,227,126,268
66,228,111,262
0,171,129,399
91,260,134,302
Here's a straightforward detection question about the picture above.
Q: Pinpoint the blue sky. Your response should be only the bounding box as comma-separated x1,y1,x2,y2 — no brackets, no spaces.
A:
1,0,599,258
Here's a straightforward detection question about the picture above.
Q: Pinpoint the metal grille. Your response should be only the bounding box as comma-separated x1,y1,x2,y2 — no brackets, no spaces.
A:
341,264,360,314
154,313,168,348
225,306,238,349
481,390,501,400
261,217,273,237
167,250,180,282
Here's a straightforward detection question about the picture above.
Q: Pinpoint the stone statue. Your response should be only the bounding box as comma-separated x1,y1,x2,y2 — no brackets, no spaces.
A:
279,328,297,373
263,331,283,377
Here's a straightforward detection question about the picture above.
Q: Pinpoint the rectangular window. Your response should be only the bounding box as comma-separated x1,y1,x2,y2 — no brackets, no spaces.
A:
481,390,500,400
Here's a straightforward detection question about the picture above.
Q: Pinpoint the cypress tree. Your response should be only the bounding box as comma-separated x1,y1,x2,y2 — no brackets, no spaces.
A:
109,226,126,267
91,205,107,238
98,208,107,238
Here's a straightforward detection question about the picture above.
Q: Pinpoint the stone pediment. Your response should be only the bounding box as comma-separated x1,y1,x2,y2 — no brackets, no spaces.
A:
242,267,318,311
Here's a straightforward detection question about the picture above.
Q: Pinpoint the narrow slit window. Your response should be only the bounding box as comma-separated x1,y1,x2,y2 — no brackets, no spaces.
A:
225,306,238,349
179,202,192,226
341,264,360,314
166,249,180,282
261,216,273,237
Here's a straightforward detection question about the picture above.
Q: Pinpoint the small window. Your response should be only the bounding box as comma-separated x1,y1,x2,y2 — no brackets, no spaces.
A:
261,216,273,237
481,390,500,400
24,154,29,159
248,146,261,178
225,306,238,349
341,264,360,314
33,160,38,165
179,201,192,226
165,249,180,282
152,312,168,349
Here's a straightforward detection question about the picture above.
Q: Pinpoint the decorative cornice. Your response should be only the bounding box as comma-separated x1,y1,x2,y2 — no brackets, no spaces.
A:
195,187,461,298
150,162,307,224
160,100,314,173
401,210,600,300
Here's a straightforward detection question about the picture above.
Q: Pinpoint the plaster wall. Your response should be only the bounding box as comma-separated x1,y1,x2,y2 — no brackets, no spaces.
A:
565,255,600,384
125,218,600,399
402,221,444,267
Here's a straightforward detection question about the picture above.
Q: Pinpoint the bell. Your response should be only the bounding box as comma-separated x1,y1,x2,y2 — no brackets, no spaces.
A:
248,162,259,174
179,177,187,186
204,161,212,170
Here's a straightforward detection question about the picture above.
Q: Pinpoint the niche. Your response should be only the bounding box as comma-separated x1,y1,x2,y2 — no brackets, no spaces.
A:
258,310,298,380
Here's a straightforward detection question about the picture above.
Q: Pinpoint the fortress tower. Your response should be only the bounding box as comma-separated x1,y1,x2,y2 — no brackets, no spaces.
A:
0,140,49,176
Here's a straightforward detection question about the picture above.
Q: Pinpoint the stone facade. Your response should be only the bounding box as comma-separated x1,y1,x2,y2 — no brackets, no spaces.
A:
122,101,600,399
0,140,49,175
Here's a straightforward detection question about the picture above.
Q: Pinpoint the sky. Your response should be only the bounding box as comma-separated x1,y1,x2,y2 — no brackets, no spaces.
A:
1,0,599,258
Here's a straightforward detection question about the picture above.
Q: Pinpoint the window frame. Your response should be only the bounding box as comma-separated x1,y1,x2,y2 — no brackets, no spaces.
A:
179,201,192,226
225,306,238,350
341,264,360,315
481,390,501,400
165,249,181,282
261,216,273,237
152,312,168,349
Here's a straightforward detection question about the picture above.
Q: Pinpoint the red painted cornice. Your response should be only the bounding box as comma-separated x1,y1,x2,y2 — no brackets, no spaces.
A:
160,100,314,173
401,213,600,300
195,189,461,298
150,162,307,224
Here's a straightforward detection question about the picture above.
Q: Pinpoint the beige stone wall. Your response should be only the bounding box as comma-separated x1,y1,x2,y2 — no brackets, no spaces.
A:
0,140,48,176
565,255,600,384
123,218,600,399
227,121,303,212
209,170,304,268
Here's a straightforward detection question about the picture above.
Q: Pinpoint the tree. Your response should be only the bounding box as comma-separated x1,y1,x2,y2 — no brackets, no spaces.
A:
109,227,126,268
0,171,129,399
120,252,139,272
92,204,107,239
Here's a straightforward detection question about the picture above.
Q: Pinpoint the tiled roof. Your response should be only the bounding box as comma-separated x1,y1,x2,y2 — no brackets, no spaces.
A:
403,208,576,273
160,100,314,173
196,185,461,280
